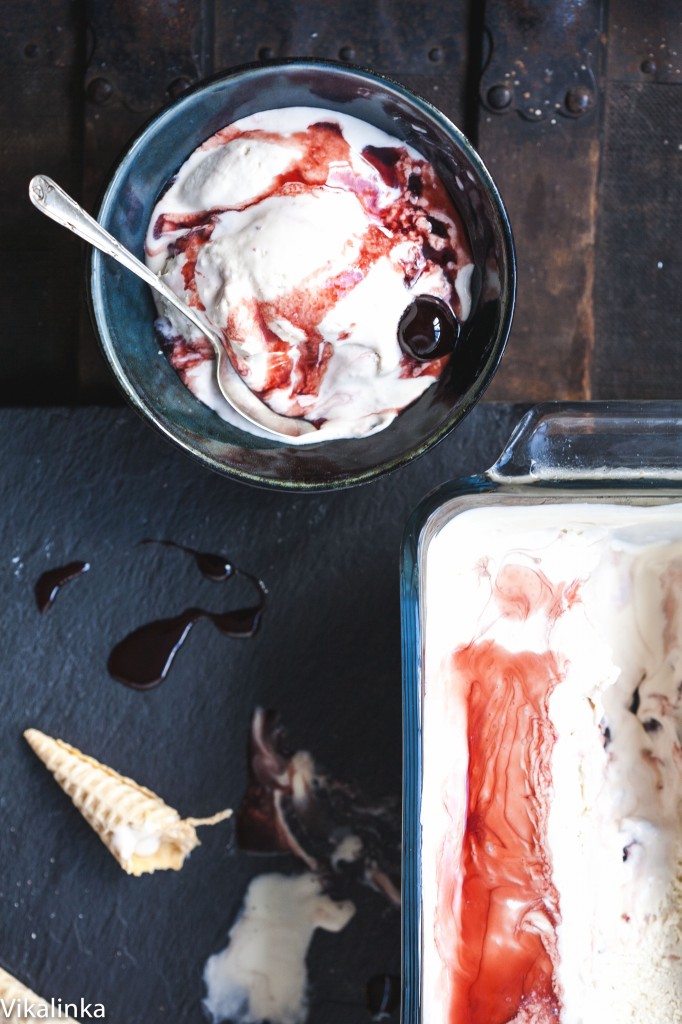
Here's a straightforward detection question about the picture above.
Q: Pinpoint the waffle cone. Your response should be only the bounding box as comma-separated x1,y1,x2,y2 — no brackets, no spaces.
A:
24,729,231,876
0,966,77,1021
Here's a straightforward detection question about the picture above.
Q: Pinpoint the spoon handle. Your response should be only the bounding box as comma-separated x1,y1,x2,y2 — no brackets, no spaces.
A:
28,175,215,342
28,174,315,439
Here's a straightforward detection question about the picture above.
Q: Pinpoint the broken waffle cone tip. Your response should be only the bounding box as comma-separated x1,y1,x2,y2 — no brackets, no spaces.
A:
0,965,78,1022
24,728,232,876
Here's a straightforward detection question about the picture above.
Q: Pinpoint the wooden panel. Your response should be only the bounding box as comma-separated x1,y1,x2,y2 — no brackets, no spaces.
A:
593,81,682,397
213,0,471,125
477,0,604,401
82,0,214,206
78,0,214,396
591,0,682,398
0,1,84,402
607,0,682,83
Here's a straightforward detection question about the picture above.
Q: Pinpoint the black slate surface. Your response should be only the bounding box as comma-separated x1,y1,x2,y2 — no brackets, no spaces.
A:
0,403,522,1022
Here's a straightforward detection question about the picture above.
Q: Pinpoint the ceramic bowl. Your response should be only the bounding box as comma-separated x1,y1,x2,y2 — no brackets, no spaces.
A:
89,59,515,491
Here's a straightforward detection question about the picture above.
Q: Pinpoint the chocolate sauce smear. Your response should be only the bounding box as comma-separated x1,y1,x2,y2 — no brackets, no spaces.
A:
34,542,265,690
397,295,460,361
236,708,401,904
108,542,266,691
35,561,90,613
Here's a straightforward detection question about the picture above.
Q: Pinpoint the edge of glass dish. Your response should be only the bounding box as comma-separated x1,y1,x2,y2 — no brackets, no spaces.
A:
400,400,682,1023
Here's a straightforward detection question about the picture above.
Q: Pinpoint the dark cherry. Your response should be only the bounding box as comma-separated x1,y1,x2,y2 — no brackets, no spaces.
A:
397,295,460,361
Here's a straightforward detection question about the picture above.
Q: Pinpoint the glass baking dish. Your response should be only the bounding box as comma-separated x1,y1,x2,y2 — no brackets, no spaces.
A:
400,401,682,1023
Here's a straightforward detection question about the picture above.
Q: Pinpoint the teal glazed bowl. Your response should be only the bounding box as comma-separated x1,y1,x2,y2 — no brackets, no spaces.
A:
89,59,515,491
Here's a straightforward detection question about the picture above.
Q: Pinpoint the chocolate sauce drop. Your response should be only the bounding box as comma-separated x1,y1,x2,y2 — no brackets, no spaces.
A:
108,611,196,690
107,595,264,691
36,540,266,690
35,561,90,613
109,542,266,690
397,295,460,361
142,539,234,581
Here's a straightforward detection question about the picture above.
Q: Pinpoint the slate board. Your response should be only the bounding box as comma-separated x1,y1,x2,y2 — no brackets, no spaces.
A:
0,404,521,1022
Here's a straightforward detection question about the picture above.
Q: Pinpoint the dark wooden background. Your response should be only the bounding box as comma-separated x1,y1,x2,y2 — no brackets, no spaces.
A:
3,0,681,405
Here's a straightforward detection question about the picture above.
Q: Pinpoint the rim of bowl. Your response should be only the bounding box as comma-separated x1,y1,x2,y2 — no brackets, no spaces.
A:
88,58,516,491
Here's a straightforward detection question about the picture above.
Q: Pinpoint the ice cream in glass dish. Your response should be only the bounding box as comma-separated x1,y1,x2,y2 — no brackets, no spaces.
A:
420,501,682,1024
145,106,474,444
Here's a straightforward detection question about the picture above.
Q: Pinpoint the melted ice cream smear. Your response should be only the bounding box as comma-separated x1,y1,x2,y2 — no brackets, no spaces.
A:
203,872,355,1024
235,708,401,902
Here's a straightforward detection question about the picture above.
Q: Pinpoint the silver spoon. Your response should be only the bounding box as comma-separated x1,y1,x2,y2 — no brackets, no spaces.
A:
28,175,315,440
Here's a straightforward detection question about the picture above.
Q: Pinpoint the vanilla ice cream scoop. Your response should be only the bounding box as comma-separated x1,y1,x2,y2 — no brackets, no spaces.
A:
146,107,474,444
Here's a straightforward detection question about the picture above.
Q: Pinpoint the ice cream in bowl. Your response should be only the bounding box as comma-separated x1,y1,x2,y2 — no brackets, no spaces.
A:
88,60,515,489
